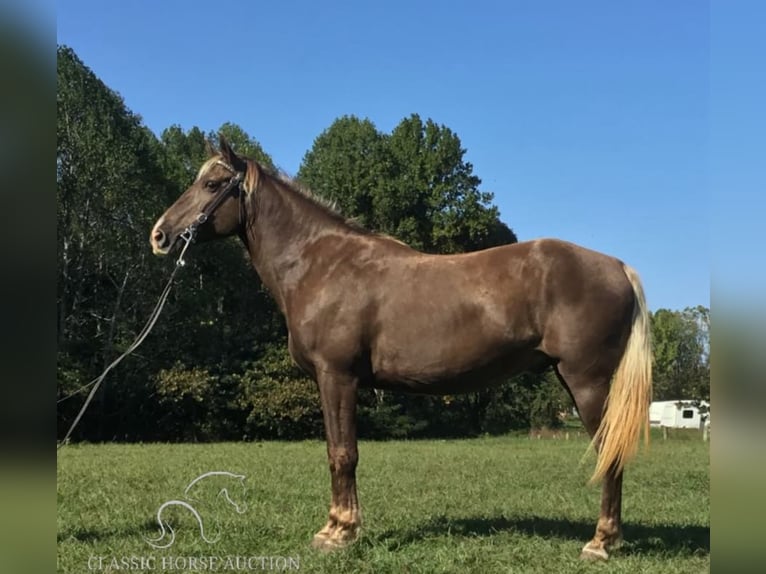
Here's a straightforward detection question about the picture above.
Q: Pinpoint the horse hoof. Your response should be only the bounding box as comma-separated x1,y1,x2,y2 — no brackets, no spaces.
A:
311,533,331,550
580,544,609,561
311,535,347,552
311,527,359,552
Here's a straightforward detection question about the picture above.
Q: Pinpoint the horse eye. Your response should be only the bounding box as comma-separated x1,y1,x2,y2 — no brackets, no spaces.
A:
205,180,218,189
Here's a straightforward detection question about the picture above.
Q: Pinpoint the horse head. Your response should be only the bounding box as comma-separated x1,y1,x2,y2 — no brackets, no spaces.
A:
150,134,256,255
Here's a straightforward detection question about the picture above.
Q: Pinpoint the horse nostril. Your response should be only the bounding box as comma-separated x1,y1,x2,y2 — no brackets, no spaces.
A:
152,228,166,247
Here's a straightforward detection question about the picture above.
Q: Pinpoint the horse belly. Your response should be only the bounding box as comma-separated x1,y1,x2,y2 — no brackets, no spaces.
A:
370,331,545,395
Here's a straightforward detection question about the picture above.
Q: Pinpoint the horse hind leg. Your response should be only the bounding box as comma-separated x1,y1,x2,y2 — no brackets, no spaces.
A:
554,366,624,561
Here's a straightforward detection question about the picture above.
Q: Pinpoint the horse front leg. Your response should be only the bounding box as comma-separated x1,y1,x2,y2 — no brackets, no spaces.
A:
312,370,361,550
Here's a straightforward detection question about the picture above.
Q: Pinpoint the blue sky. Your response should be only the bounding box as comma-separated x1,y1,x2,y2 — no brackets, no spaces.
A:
57,0,714,312
709,1,765,311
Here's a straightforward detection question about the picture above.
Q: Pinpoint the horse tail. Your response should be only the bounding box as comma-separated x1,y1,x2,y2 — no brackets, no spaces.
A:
589,263,653,484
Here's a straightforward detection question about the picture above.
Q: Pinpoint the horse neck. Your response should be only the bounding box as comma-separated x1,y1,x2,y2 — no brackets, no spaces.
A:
241,176,352,311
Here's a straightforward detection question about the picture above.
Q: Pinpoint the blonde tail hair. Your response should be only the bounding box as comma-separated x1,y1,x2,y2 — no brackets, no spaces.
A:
589,264,653,484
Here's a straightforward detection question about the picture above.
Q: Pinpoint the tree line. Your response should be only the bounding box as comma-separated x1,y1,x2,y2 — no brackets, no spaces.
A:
57,45,709,442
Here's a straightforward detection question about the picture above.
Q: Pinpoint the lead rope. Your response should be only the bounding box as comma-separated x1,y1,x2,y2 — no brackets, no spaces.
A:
57,229,197,449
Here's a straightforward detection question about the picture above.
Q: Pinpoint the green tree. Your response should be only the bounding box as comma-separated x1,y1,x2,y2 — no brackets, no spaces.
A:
387,114,515,252
651,306,710,401
57,45,173,439
297,115,390,230
237,345,323,440
297,114,517,251
159,125,209,189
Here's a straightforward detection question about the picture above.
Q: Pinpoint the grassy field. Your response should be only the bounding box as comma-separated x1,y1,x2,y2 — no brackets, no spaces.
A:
57,434,709,573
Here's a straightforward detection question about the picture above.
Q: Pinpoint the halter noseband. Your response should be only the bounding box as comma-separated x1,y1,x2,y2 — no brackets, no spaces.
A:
176,160,245,266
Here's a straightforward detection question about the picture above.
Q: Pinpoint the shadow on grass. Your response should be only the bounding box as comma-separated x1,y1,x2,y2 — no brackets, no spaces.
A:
57,520,161,544
376,514,709,557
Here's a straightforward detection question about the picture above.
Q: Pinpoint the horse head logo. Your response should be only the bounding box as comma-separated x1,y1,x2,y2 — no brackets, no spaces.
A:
145,471,248,549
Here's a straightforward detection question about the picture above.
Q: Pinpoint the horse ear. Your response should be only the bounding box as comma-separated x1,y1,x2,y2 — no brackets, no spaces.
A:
218,134,247,172
204,138,217,157
218,134,236,162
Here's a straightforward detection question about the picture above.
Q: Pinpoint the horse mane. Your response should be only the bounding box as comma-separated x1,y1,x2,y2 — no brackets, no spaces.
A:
245,158,380,237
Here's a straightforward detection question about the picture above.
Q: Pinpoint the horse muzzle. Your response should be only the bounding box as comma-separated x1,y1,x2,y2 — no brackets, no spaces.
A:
150,224,172,255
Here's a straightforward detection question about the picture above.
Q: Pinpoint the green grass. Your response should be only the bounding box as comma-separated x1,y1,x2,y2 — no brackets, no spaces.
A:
57,436,708,573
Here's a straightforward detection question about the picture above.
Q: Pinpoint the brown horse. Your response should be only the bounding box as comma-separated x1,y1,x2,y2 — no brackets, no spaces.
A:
150,135,652,561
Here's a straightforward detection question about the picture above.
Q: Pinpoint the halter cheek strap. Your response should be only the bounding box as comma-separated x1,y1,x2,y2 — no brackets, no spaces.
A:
177,161,244,266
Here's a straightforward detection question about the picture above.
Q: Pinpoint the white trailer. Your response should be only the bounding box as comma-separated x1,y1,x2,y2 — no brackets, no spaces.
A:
649,400,709,430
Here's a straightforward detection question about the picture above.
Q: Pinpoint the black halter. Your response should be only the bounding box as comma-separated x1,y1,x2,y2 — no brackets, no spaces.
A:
176,160,244,266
